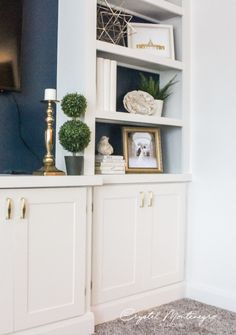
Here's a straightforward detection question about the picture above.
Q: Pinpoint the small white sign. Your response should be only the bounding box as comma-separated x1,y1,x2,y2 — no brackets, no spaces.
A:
128,23,175,60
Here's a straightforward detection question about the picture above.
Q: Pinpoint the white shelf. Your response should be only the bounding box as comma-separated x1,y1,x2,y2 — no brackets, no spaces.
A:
108,0,183,21
97,41,183,72
100,173,192,185
96,111,183,127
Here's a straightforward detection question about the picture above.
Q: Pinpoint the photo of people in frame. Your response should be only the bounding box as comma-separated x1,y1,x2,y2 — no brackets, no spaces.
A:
128,132,158,168
123,127,163,173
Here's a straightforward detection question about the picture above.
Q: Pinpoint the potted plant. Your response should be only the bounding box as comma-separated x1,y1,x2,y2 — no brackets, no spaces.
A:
59,93,91,175
139,73,177,117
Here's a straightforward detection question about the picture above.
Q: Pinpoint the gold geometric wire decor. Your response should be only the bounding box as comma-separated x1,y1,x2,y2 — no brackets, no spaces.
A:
97,0,134,46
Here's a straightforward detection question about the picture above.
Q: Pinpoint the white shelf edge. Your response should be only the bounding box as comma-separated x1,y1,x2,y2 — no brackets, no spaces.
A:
0,175,103,189
99,173,192,185
108,0,183,21
145,0,183,16
146,0,183,16
96,41,184,72
96,111,183,127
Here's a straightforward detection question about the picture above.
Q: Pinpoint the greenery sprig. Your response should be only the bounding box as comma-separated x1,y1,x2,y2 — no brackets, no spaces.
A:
139,73,178,101
61,93,87,118
59,120,91,154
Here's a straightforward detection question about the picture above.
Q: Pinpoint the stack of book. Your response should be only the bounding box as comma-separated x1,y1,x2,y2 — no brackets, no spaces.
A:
95,155,125,175
96,57,117,113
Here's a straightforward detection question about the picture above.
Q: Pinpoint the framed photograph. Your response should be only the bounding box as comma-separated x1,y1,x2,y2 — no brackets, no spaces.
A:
122,127,163,173
128,23,175,60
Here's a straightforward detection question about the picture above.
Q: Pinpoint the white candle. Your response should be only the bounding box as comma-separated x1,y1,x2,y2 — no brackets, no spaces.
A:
44,88,57,101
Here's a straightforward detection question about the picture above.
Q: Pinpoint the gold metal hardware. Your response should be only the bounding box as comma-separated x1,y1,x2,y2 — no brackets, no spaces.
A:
20,198,27,219
139,192,145,208
6,198,12,220
148,191,153,207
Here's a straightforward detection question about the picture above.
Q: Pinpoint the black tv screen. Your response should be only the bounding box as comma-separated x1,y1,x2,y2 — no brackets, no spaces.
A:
0,0,23,91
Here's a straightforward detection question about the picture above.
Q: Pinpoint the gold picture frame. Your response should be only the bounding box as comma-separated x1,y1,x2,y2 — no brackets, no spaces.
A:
122,127,163,173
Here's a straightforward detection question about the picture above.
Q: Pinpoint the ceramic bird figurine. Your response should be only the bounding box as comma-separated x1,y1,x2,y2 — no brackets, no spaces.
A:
97,136,114,155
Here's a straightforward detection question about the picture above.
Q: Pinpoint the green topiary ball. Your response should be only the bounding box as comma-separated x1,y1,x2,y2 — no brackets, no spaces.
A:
61,93,87,118
59,120,91,154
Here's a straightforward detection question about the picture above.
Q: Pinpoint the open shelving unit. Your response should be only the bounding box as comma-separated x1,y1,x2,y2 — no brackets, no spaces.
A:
94,0,189,179
56,0,191,181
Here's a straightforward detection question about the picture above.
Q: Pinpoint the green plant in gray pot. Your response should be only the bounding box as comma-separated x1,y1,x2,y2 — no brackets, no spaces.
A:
59,93,91,175
139,73,177,117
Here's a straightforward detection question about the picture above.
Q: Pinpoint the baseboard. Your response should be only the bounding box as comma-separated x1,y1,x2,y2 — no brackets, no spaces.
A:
92,282,185,325
16,312,94,335
186,284,236,313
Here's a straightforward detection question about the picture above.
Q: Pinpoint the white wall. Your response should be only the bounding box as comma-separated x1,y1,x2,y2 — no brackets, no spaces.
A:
187,0,236,312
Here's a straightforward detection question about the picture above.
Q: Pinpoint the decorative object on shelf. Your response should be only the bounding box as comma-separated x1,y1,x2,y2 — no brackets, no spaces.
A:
97,136,114,155
123,90,159,116
139,73,178,117
33,89,65,176
95,154,125,175
128,23,175,60
59,93,91,175
122,127,163,173
97,57,117,112
97,0,134,46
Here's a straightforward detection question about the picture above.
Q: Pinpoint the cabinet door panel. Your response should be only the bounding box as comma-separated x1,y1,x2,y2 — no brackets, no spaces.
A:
14,188,87,331
102,198,136,289
92,185,146,304
0,195,14,335
147,184,185,289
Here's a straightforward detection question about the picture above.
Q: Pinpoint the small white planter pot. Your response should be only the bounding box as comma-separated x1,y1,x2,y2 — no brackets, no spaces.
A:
154,100,164,117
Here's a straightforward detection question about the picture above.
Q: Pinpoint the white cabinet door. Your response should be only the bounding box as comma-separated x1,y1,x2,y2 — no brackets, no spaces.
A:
145,183,186,289
13,188,87,331
0,194,14,335
92,183,186,305
92,185,147,304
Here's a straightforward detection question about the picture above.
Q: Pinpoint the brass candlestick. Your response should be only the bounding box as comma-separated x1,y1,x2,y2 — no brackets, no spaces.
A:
33,100,65,176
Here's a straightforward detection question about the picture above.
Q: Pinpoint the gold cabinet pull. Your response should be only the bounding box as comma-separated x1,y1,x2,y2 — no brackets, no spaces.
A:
148,192,153,207
6,198,12,220
20,198,27,219
139,192,145,208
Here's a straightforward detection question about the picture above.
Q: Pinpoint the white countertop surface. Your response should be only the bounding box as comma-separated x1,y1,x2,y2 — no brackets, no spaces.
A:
0,174,191,189
0,175,103,189
101,173,192,185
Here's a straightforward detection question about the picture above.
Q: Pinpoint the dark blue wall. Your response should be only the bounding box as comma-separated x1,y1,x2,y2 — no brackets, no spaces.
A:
0,0,58,174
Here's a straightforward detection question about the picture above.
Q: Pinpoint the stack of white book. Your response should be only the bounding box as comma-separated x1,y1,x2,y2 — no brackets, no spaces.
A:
95,155,125,175
96,57,117,113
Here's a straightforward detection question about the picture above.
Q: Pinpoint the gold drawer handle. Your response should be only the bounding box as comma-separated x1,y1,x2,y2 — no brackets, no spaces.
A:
6,198,12,220
20,198,27,219
148,192,153,207
139,192,145,208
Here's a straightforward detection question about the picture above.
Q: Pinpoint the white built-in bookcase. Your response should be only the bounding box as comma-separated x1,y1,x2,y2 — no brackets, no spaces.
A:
56,0,191,182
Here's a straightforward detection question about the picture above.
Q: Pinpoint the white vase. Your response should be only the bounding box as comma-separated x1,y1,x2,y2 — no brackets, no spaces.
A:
154,100,164,117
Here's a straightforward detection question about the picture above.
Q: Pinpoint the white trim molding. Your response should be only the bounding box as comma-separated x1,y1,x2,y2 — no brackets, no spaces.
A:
92,283,185,325
14,313,94,335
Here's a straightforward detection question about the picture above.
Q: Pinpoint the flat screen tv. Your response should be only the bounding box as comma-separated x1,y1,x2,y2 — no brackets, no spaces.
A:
0,0,23,91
